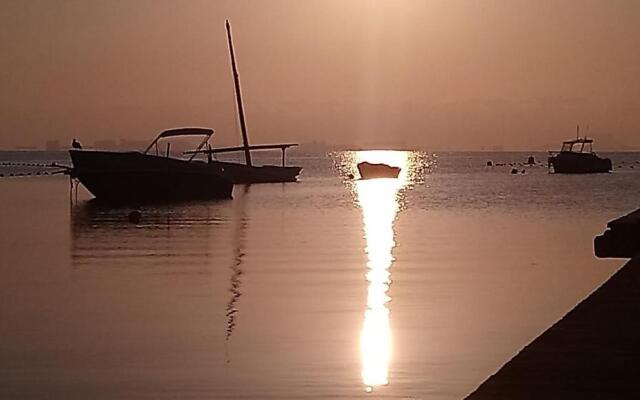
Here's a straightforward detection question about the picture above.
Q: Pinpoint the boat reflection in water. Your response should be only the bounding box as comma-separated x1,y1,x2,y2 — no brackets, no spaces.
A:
224,185,250,363
349,150,416,393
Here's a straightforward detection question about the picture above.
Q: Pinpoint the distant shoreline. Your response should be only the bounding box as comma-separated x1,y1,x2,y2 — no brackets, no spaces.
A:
2,148,640,153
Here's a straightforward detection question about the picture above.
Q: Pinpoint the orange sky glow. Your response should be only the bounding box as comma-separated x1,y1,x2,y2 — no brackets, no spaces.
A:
1,0,639,150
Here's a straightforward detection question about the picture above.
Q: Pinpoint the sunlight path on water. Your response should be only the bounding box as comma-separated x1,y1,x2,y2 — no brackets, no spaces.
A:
349,150,417,392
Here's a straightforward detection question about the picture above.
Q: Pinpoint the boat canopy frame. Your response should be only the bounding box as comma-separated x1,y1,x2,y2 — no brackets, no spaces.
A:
143,127,214,161
184,143,299,167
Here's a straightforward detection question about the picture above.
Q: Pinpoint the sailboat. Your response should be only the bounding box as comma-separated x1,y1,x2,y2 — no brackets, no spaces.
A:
186,20,302,183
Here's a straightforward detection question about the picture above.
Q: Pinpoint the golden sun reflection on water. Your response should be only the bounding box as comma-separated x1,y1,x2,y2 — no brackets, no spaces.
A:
350,150,412,392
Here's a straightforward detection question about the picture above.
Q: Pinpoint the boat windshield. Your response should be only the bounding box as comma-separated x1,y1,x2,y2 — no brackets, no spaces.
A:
561,142,574,152
560,140,593,153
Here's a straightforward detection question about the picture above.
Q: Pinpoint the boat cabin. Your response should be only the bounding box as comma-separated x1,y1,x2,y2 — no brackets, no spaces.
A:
559,137,594,154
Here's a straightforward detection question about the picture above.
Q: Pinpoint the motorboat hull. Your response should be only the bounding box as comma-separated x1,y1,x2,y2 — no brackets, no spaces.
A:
548,152,612,174
70,150,233,203
213,161,301,183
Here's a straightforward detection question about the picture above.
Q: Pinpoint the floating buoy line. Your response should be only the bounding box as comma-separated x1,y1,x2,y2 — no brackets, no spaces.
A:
0,161,72,178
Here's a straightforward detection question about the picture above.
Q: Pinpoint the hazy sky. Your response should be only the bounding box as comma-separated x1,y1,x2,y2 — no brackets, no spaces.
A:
1,0,639,150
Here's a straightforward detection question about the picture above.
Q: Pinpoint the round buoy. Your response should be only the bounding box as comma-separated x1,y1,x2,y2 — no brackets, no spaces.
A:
128,210,142,223
511,168,518,174
486,160,493,166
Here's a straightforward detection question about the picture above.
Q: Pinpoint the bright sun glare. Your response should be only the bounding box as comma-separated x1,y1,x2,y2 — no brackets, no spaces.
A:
354,150,410,391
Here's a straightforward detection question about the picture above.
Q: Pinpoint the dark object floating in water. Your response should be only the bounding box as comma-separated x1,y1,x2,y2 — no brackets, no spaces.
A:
357,162,401,179
128,210,142,223
182,20,301,184
486,160,493,166
347,173,355,179
594,208,640,258
547,126,612,173
527,155,535,165
511,168,518,174
69,128,234,204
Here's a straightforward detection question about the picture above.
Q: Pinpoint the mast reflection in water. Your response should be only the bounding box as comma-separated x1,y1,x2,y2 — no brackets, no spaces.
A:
350,150,412,392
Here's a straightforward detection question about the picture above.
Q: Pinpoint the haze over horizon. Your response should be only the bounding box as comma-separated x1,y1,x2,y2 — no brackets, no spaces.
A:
1,0,639,150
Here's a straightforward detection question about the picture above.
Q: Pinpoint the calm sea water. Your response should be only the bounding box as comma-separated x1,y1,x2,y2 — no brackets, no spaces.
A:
1,151,639,399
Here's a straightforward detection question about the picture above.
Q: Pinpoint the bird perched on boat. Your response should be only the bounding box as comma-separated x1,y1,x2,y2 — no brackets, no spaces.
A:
71,138,82,150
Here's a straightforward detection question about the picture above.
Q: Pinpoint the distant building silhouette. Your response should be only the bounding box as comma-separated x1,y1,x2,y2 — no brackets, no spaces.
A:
93,139,117,150
119,138,148,151
45,140,60,151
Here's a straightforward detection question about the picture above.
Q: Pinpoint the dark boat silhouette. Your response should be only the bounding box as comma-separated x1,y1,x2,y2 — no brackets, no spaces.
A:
185,20,301,184
357,162,401,179
548,126,612,174
69,128,233,203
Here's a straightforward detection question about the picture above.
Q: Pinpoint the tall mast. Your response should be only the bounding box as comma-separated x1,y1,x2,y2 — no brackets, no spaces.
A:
225,20,252,166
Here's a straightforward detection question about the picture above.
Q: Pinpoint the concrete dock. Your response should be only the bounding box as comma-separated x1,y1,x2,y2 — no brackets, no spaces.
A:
595,208,640,258
466,210,640,399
